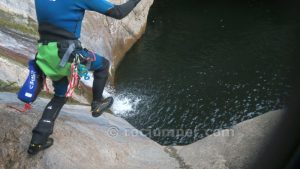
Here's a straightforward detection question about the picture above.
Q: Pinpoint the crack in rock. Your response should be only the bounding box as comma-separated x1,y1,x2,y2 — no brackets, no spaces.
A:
164,146,193,169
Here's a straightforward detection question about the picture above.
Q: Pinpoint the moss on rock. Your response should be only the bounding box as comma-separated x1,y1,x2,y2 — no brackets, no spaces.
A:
0,9,38,37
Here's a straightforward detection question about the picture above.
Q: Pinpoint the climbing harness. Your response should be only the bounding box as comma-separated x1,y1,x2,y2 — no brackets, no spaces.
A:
16,41,96,113
65,53,92,97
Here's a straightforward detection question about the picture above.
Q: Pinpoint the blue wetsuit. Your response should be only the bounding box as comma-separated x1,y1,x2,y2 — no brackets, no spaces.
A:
34,0,140,97
35,0,140,39
35,0,114,39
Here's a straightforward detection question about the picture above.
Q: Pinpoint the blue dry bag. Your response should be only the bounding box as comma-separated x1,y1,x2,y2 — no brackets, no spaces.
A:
18,60,44,103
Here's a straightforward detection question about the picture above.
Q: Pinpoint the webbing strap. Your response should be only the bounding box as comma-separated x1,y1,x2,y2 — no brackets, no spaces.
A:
85,50,97,70
59,43,75,67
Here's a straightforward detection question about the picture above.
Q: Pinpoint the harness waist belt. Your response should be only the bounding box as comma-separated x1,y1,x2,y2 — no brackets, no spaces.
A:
59,43,75,67
38,39,82,66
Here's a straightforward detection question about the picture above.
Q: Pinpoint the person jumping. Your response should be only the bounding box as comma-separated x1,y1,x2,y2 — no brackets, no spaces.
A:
27,0,141,155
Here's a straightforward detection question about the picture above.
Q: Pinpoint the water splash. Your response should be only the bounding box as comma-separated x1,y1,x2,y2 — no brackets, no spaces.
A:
81,77,141,116
103,87,141,116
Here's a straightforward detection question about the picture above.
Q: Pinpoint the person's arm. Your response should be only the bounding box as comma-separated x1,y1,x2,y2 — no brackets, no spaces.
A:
105,0,141,20
81,0,141,20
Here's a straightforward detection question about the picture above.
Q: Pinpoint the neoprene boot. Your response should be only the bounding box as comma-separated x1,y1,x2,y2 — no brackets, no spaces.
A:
27,138,54,155
91,59,114,117
91,97,114,117
28,96,66,155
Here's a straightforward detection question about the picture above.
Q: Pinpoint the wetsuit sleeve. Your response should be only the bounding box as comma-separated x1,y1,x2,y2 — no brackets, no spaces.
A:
105,0,141,20
80,0,115,14
80,0,141,19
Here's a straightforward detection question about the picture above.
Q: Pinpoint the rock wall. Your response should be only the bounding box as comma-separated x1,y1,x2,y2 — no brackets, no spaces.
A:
0,0,35,18
0,56,89,103
0,0,154,74
82,0,153,74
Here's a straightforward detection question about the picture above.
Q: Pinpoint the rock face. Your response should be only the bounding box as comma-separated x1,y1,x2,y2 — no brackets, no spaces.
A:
82,0,154,74
0,91,285,169
0,92,178,169
175,110,283,169
0,56,89,104
0,0,154,74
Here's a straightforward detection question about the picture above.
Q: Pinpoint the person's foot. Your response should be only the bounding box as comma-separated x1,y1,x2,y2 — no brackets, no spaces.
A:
91,97,114,117
27,138,54,155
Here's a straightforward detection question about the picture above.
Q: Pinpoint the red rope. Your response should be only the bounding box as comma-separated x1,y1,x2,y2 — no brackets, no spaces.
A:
7,103,31,113
65,51,95,98
43,77,50,94
65,63,79,98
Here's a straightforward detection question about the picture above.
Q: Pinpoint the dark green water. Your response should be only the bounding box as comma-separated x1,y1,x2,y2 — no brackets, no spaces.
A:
115,0,299,145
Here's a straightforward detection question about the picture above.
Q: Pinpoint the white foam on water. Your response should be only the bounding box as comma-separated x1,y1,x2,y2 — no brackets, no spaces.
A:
81,78,141,116
111,94,141,115
103,86,141,116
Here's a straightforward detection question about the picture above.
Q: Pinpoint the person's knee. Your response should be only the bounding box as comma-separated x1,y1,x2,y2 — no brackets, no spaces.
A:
94,58,110,79
52,77,68,97
51,95,68,106
41,96,67,122
102,58,110,71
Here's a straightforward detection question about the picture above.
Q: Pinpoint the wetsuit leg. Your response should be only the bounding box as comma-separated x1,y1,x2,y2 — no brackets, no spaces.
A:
30,77,68,145
52,76,69,97
78,49,110,101
92,58,110,101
